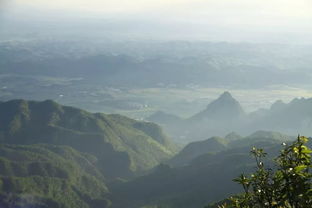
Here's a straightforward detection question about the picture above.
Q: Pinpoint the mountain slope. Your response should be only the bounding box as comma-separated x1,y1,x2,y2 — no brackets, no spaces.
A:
0,99,175,179
111,131,290,208
229,130,293,149
168,130,290,168
0,144,110,208
224,132,243,141
168,137,228,167
249,97,312,136
179,92,247,141
146,111,183,126
189,91,245,121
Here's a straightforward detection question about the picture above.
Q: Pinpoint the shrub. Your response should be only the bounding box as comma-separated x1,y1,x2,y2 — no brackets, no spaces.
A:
223,136,312,208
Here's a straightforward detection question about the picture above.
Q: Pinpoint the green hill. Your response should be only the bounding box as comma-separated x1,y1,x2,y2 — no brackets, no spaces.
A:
0,99,176,179
111,131,294,208
229,130,292,149
224,132,243,141
168,131,289,168
168,137,228,167
0,144,110,208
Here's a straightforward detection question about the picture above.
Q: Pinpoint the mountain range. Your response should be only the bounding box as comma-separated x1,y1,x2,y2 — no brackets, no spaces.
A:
147,92,312,143
0,99,176,179
2,41,312,89
0,98,309,208
0,99,181,207
110,131,294,208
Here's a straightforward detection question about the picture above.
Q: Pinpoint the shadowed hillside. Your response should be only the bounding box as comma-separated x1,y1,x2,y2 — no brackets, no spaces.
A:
111,131,294,208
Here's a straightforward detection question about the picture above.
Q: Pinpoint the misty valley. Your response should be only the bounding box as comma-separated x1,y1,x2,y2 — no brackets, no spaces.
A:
1,0,312,206
0,39,312,207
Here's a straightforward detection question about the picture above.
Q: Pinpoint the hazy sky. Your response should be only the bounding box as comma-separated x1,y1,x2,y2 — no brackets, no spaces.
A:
1,0,312,42
8,0,312,18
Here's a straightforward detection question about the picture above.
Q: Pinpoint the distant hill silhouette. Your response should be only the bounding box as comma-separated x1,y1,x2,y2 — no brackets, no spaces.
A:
146,92,312,143
189,91,245,121
249,97,312,136
147,92,247,142
146,111,183,126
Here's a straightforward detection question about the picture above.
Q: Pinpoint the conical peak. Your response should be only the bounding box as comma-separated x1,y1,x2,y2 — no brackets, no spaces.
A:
189,91,245,121
217,91,234,101
204,91,244,115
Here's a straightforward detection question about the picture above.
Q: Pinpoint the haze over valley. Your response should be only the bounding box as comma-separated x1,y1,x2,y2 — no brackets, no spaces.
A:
0,0,312,207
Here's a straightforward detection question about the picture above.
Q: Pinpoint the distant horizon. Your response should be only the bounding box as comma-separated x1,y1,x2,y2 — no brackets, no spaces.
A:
1,0,312,43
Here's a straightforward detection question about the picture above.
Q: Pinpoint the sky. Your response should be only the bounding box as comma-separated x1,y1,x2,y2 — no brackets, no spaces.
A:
1,0,312,42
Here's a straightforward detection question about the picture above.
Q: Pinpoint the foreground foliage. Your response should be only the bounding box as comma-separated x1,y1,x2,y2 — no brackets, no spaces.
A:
221,136,312,208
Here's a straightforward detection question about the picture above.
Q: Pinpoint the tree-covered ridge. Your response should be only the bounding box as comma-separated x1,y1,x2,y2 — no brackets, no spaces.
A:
110,131,294,208
0,144,110,208
168,131,292,167
0,99,176,179
0,99,306,208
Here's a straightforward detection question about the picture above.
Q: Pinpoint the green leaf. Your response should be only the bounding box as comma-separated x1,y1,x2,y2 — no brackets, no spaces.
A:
295,165,307,172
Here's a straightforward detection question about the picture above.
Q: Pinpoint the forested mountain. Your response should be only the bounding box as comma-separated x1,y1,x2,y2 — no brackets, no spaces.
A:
2,0,312,206
0,99,304,208
168,137,228,167
111,131,294,208
169,131,291,167
0,99,181,207
0,99,176,179
0,144,110,208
